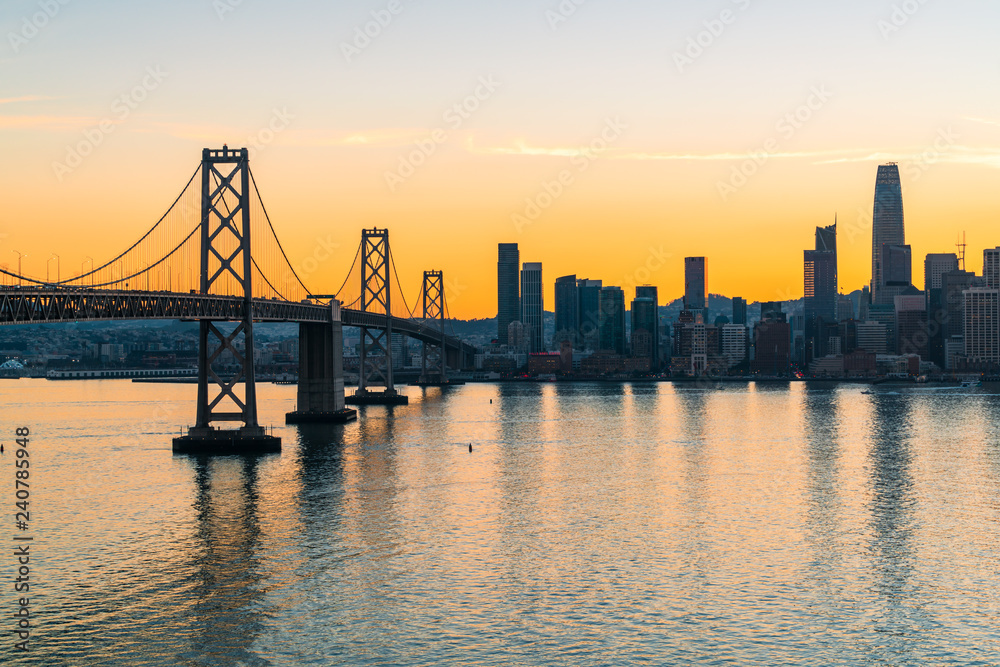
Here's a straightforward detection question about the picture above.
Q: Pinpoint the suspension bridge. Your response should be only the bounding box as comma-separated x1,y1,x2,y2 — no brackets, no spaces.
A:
0,147,475,454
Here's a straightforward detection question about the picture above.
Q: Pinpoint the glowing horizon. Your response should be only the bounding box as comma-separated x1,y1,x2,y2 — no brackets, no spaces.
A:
3,0,1000,318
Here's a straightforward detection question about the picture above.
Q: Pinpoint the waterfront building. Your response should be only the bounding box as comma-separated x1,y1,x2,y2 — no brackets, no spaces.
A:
554,275,578,346
521,262,543,353
497,243,519,344
684,257,707,318
598,286,626,355
871,163,905,305
577,279,603,350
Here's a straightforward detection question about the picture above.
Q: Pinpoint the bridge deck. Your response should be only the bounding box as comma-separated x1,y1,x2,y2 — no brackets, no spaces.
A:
0,288,476,356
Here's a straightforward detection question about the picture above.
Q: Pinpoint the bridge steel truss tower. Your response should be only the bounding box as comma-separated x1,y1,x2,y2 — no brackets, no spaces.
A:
174,147,280,453
418,270,448,385
348,228,408,405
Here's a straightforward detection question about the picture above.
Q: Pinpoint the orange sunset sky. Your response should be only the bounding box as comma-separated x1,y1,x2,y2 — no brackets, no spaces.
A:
2,0,1000,318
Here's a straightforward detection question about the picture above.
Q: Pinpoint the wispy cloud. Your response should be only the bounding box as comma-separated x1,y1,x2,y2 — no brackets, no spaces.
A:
0,95,54,106
0,115,95,130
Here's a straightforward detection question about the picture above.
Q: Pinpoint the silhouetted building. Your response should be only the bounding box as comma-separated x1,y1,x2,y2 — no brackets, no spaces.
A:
631,295,658,370
732,296,747,325
805,241,837,362
577,279,602,350
721,324,748,368
598,286,626,355
964,288,1000,367
520,262,543,353
925,253,959,367
871,163,905,305
684,257,707,315
837,296,855,322
497,243,519,344
635,285,660,363
753,307,790,374
554,274,578,346
985,247,1000,289
895,292,929,360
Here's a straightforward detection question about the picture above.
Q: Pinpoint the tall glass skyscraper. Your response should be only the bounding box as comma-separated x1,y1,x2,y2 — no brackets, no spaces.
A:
577,279,603,349
871,164,905,304
554,275,578,346
520,262,544,353
497,243,519,344
684,257,707,317
598,286,626,355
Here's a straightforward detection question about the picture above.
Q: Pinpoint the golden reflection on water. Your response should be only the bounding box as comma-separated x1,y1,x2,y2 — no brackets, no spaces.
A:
2,379,1000,665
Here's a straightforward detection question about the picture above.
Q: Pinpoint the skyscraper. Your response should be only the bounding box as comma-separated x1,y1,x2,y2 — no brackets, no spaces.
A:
554,275,578,346
925,253,959,291
804,221,838,361
577,279,602,349
520,262,543,353
598,286,626,355
984,247,1000,289
634,285,659,365
732,297,747,325
871,163,905,305
497,243,519,344
630,295,658,370
925,253,959,367
684,257,707,315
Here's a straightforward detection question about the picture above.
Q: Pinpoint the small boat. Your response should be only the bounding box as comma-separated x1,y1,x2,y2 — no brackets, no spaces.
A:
861,389,873,395
961,380,982,388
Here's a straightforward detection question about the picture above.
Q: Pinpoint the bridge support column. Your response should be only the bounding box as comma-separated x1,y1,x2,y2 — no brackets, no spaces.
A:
347,228,408,406
174,146,280,455
287,300,357,424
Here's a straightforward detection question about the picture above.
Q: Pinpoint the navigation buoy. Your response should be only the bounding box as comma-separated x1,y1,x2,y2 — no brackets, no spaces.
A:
469,443,472,452
490,399,493,404
0,444,4,454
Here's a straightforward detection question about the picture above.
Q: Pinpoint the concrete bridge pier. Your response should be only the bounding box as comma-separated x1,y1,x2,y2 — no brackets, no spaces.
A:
286,301,357,424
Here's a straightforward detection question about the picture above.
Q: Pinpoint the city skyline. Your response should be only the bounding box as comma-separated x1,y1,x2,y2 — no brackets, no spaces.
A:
4,2,1000,318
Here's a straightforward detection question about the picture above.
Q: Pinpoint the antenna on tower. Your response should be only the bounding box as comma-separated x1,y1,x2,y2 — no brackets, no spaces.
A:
957,232,967,271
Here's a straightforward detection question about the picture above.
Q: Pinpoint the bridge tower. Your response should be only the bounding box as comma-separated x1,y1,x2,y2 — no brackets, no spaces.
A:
173,147,280,454
347,228,408,405
417,270,450,386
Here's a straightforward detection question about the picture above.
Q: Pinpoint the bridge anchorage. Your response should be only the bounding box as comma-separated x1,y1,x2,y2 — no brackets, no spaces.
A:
346,228,408,406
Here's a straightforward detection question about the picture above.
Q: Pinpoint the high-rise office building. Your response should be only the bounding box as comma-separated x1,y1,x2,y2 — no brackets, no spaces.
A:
520,262,543,353
631,295,658,370
684,257,707,315
964,288,1000,365
837,296,855,322
895,293,929,359
871,163,905,305
497,243,520,344
598,286,626,355
634,285,659,365
752,306,790,374
721,324,749,368
577,279,603,349
984,247,1000,289
925,253,959,368
554,275,578,346
925,253,959,291
804,220,838,361
816,221,837,254
732,297,747,325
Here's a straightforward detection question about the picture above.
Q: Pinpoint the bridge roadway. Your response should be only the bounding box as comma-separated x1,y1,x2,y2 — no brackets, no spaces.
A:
0,287,477,360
